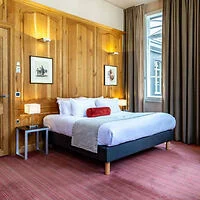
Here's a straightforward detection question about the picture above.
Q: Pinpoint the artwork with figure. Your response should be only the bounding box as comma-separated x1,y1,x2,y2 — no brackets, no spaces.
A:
30,56,53,84
104,65,117,85
36,65,48,77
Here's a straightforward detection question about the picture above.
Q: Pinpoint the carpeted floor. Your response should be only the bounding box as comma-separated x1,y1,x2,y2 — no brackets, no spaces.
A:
0,141,200,200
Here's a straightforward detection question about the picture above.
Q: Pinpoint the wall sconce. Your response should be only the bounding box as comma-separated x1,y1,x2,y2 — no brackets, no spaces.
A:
38,38,51,43
108,52,119,55
118,99,127,111
24,103,41,129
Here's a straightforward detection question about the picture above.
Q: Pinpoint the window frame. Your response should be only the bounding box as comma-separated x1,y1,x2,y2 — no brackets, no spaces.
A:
144,10,163,102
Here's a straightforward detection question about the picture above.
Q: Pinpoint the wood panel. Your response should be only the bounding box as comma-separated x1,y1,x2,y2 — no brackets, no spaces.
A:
22,12,62,101
96,30,110,97
96,29,124,98
0,27,9,156
107,33,123,98
11,2,63,128
6,0,124,154
0,0,7,22
63,20,124,99
63,19,96,97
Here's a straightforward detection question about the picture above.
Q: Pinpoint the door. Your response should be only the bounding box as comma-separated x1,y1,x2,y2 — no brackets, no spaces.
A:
0,27,9,156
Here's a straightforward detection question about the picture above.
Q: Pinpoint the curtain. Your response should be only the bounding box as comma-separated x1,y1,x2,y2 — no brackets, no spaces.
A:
124,5,144,112
163,0,200,144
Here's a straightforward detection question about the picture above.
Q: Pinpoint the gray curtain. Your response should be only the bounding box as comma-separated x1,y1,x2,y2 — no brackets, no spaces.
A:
163,0,200,144
124,5,144,112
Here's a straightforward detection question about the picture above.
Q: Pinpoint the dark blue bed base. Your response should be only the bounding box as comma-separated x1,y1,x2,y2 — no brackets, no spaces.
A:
49,130,174,174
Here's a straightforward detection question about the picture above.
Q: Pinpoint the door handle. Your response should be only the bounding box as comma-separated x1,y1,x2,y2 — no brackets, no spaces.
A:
0,95,9,98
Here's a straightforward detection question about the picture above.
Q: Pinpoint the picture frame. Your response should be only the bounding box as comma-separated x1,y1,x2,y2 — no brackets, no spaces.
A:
30,56,53,84
104,65,117,86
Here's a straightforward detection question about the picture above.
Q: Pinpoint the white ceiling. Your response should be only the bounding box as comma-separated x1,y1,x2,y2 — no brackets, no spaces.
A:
104,0,157,9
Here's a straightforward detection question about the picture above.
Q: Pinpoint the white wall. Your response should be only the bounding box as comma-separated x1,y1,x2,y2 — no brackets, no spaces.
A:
32,0,124,31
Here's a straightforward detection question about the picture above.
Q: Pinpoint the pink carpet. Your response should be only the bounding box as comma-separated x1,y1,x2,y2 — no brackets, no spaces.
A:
0,141,200,200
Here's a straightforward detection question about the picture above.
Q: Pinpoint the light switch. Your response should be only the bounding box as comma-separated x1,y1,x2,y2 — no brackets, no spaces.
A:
16,61,21,73
15,92,20,97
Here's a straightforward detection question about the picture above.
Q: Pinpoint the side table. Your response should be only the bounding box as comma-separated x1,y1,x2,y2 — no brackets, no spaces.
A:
16,126,49,160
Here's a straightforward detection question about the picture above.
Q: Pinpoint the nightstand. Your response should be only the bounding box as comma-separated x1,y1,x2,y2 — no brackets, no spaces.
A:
16,126,49,160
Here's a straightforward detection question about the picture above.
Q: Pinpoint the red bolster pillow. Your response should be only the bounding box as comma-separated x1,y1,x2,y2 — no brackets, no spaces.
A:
86,107,111,117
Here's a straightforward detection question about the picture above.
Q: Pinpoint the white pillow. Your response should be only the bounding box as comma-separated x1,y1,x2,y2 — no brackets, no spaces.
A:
57,99,64,114
60,100,71,115
57,99,71,115
57,97,103,115
56,97,88,115
95,98,121,114
70,98,96,117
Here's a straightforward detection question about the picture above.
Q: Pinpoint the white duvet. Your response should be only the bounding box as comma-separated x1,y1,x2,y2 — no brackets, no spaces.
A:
43,111,176,146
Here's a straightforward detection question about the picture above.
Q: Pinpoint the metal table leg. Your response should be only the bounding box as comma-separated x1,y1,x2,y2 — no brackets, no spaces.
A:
25,131,28,160
45,129,48,155
16,127,49,160
16,128,19,155
36,131,39,151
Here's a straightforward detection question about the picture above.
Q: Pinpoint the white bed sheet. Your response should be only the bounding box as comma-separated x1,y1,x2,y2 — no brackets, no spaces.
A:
43,111,176,146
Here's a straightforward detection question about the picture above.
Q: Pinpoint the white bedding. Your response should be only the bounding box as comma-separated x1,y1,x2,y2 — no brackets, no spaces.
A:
43,111,176,146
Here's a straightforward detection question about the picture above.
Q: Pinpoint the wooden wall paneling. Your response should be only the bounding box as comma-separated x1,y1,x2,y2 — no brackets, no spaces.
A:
15,99,59,127
21,11,62,126
77,24,88,96
6,1,22,155
96,28,110,97
54,17,63,99
85,25,95,97
5,0,124,154
96,29,124,98
14,0,123,38
76,22,95,97
22,12,38,101
47,14,63,99
67,20,78,97
22,12,62,101
117,34,124,98
13,8,63,152
11,1,63,131
108,33,123,98
0,0,7,22
0,27,9,156
106,33,118,98
0,23,13,155
62,17,69,97
101,33,111,97
10,2,22,112
61,17,69,97
93,27,97,97
7,0,15,23
66,19,95,97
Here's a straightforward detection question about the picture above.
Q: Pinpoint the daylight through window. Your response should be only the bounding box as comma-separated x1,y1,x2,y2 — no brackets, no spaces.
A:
145,12,162,99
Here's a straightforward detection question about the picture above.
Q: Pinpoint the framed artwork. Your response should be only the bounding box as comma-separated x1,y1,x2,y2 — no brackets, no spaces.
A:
30,56,53,84
104,65,117,86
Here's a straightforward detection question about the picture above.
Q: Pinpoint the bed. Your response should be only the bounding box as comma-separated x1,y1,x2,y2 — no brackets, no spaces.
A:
43,97,176,175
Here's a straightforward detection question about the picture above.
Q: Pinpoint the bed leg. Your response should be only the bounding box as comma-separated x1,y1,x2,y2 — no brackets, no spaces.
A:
105,162,110,175
166,141,170,150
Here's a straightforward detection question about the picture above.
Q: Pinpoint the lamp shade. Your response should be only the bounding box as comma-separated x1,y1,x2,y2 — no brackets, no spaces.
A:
118,99,127,107
24,104,41,114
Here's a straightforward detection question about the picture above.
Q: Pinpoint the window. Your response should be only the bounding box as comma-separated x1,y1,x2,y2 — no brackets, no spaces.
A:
145,12,162,100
